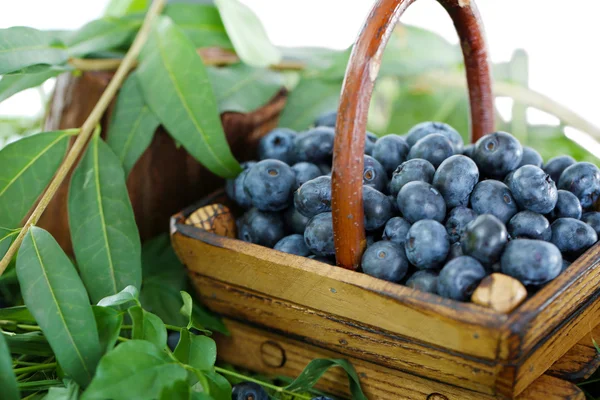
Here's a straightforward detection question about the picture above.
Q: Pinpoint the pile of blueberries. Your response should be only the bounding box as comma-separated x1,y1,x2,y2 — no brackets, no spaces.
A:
225,111,600,302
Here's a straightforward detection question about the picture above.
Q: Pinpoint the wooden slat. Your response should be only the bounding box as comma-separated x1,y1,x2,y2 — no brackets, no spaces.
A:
548,324,600,382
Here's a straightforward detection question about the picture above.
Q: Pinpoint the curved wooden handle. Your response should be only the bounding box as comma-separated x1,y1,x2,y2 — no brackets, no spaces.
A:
332,0,495,270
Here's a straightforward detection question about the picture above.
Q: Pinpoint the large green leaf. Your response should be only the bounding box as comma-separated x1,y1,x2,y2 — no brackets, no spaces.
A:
45,379,80,400
68,135,142,304
0,305,34,322
0,27,68,74
0,227,19,260
106,72,159,175
137,16,241,178
0,332,20,400
2,332,53,356
66,18,140,57
82,340,188,400
164,3,233,49
105,0,149,17
92,306,123,355
208,63,283,113
0,130,73,229
173,330,217,371
159,380,191,400
128,306,167,349
0,66,66,103
205,370,232,400
16,227,102,387
97,285,139,308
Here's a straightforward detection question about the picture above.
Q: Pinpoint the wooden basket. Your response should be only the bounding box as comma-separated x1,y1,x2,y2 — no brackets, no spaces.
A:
170,0,600,398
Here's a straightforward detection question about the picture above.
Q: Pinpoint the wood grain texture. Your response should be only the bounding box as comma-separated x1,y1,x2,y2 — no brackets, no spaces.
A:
549,325,600,382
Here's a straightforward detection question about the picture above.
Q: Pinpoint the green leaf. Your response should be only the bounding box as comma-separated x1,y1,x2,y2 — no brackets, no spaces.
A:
68,135,142,304
208,64,283,113
106,72,159,175
180,291,210,334
174,330,217,371
159,380,191,400
137,16,241,178
45,379,80,400
82,340,188,400
105,0,149,17
66,18,140,57
0,66,66,103
2,332,52,356
164,3,233,49
0,331,20,400
205,370,232,400
0,130,73,229
128,306,167,349
92,306,123,354
0,27,68,74
214,0,281,67
285,358,367,400
0,305,34,322
97,285,139,308
16,227,102,387
0,227,19,260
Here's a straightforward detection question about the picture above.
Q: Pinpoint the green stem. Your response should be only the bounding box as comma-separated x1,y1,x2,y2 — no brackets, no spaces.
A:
121,324,182,331
21,392,41,400
117,336,130,342
18,379,62,390
13,360,46,366
16,324,41,332
14,362,57,374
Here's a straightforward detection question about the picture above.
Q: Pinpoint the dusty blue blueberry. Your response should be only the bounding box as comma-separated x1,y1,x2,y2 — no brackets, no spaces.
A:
397,181,446,223
363,186,394,231
294,127,335,163
509,165,558,214
463,144,475,159
258,128,296,164
408,133,454,168
225,161,256,209
544,155,576,183
365,131,378,156
582,212,600,237
304,212,335,257
361,241,409,282
433,155,479,208
167,331,180,351
549,190,582,220
461,214,508,265
314,110,337,127
291,162,322,190
363,155,388,193
518,146,543,168
470,180,518,224
445,206,478,243
501,239,562,286
232,382,268,400
447,242,464,260
237,208,285,248
294,176,331,218
558,162,600,209
244,159,296,211
283,206,310,234
507,211,551,241
438,256,487,301
503,170,516,188
311,397,334,400
373,134,410,176
473,131,523,179
405,220,450,270
389,159,435,197
406,270,439,294
308,255,336,265
551,217,598,258
383,217,411,246
274,234,311,256
406,121,463,152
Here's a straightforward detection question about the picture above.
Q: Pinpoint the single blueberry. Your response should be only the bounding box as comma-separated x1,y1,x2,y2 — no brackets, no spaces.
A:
433,155,479,208
447,242,464,260
438,256,487,301
304,212,335,257
405,121,463,152
543,155,576,183
470,180,518,224
294,127,335,164
361,241,409,282
503,170,516,188
363,186,394,231
237,208,285,248
311,397,334,400
363,155,388,193
558,162,600,209
258,128,297,164
167,331,180,351
473,131,523,179
463,144,475,159
549,190,582,220
274,234,311,256
461,214,508,265
365,131,378,156
501,239,562,286
232,382,268,400
294,176,332,218
507,211,551,241
244,159,296,211
225,162,256,209
445,206,478,243
582,212,600,237
397,181,446,223
408,133,454,168
509,165,558,214
283,206,311,234
314,110,337,127
291,162,322,190
382,217,411,246
551,218,598,258
406,270,439,294
405,220,450,270
373,134,410,176
518,146,543,168
389,158,435,197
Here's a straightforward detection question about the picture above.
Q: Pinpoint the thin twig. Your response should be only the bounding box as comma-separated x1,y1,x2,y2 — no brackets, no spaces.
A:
0,0,167,276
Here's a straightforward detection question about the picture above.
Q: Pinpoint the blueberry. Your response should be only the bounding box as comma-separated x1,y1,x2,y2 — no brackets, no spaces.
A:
551,217,598,258
470,180,518,224
318,163,332,176
518,146,543,168
397,181,446,223
509,165,558,214
408,133,454,168
314,110,337,127
438,256,487,301
405,220,450,270
294,176,331,218
373,135,410,176
473,131,523,179
304,212,335,257
406,121,463,152
274,234,311,256
283,206,310,234
244,160,296,211
581,212,600,237
291,162,322,190
258,128,296,164
445,206,478,243
363,186,394,230
501,239,562,286
561,259,571,272
167,331,180,351
549,190,582,220
558,162,600,209
311,397,334,400
543,155,576,183
447,242,464,260
406,270,438,294
365,131,378,156
461,214,508,264
503,170,516,188
294,127,335,164
237,208,285,247
232,382,268,400
361,241,409,282
507,211,551,241
463,144,475,159
389,159,435,197
382,217,411,246
433,155,479,208
363,155,387,192
225,162,256,209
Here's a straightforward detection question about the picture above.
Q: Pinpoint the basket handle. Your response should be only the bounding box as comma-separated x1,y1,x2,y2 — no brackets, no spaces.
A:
332,0,495,270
